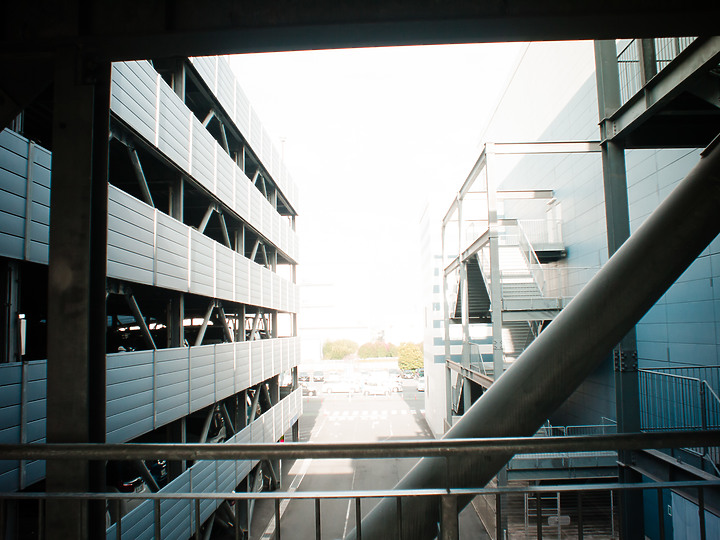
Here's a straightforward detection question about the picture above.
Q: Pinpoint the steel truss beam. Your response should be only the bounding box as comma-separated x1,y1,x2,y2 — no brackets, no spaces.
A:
605,37,720,145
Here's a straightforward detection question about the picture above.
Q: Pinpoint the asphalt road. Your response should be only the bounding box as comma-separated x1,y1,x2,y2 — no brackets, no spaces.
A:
249,382,489,540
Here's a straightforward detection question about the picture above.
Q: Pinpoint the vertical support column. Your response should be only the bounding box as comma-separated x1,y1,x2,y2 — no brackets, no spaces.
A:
167,293,185,348
638,38,658,86
46,50,110,540
486,144,509,533
594,39,644,540
168,173,185,349
172,59,186,102
169,176,184,222
457,196,473,415
167,417,186,480
441,222,453,429
1,261,19,364
485,145,504,379
439,495,459,540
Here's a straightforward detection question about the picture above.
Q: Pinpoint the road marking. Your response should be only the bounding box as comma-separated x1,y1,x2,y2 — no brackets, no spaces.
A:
259,458,312,540
342,466,358,539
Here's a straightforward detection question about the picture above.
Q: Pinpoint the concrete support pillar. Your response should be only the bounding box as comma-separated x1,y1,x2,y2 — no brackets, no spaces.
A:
46,50,111,540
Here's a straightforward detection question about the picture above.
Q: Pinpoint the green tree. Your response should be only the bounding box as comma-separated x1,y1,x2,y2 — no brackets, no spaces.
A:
358,341,398,358
397,342,423,371
322,339,358,360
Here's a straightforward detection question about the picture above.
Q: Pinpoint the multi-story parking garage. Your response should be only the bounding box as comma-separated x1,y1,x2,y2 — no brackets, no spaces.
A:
1,55,301,537
1,3,720,540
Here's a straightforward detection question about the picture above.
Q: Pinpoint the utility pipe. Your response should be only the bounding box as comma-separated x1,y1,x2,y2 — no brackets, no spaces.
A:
348,137,720,539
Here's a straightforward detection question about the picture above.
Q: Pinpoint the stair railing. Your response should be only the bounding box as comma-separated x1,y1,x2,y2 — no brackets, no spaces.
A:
514,222,546,296
639,369,720,474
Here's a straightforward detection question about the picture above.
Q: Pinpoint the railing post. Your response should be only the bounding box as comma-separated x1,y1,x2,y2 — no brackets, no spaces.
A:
535,492,542,540
577,492,583,540
355,498,362,540
700,383,708,457
657,488,665,540
235,497,241,540
195,499,201,540
396,497,403,540
315,498,321,540
496,493,503,540
115,500,122,540
275,498,281,540
154,498,162,539
699,487,706,540
440,494,459,540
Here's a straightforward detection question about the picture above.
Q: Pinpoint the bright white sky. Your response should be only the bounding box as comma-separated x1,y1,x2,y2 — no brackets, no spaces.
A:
229,43,526,347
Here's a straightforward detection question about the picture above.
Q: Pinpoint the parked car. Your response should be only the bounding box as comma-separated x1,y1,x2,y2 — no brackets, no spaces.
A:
416,376,426,392
301,380,321,396
363,379,392,396
323,376,361,394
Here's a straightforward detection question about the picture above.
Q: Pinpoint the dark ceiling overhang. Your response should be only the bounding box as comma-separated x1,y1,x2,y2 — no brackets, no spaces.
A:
3,1,720,61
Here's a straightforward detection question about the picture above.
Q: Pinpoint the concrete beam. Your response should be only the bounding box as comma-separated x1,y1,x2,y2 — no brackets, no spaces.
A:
3,2,719,61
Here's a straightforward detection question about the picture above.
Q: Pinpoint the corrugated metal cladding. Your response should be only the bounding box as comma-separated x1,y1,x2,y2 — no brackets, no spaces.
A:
0,50,302,510
111,61,299,263
0,338,301,490
105,391,301,540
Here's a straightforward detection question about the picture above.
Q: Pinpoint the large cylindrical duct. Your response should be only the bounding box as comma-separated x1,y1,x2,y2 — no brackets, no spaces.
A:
348,139,720,539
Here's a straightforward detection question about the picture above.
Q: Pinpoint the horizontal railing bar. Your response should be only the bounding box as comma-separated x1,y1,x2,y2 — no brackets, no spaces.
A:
0,431,718,461
646,365,720,371
639,369,702,382
2,480,718,502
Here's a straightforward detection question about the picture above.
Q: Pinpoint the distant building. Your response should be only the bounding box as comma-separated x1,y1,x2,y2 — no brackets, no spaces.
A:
426,39,720,536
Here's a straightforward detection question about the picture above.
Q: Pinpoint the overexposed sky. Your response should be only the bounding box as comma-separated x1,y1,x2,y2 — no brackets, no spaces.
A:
229,43,526,346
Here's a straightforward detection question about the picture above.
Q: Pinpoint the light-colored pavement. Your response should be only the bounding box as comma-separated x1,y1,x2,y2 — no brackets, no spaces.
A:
249,383,489,539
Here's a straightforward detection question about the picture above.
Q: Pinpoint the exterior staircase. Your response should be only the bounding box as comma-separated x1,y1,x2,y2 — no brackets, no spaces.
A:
455,222,568,374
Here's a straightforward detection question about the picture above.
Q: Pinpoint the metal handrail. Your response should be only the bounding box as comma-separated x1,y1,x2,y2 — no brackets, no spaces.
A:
3,480,718,540
468,342,489,376
1,431,719,461
511,222,546,296
2,479,718,501
639,369,702,383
